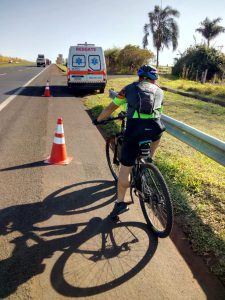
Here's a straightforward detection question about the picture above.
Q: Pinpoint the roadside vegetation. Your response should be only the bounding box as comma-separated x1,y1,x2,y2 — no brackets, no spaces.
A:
84,77,225,284
56,64,67,72
159,75,225,103
105,45,154,74
172,45,225,83
0,55,32,67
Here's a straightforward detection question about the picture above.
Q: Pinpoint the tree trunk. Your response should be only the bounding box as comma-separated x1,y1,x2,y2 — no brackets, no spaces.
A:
196,69,199,81
156,48,159,68
221,71,225,85
182,65,186,79
201,72,204,84
201,69,208,84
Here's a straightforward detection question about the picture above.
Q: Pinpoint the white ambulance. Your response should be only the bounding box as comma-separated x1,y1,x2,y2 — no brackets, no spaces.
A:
67,43,107,93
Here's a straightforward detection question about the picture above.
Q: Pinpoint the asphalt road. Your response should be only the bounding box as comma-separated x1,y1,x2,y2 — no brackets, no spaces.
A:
0,65,224,300
0,65,46,104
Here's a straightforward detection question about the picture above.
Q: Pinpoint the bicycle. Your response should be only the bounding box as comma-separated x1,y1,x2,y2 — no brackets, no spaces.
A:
99,111,173,238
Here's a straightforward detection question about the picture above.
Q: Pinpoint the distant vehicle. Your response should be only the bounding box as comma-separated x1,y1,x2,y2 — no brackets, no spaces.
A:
67,43,107,93
46,59,51,65
36,54,45,67
8,60,13,63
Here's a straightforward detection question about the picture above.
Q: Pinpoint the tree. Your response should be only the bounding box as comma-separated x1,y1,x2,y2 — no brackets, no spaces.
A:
104,48,120,68
195,17,225,48
105,45,154,74
117,45,154,70
172,44,225,81
143,5,180,67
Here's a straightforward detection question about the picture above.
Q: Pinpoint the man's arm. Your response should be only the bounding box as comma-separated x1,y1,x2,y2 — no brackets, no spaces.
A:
96,86,127,122
97,102,119,122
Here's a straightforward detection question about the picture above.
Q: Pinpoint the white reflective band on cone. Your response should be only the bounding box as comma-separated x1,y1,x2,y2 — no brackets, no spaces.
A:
56,124,64,134
54,137,65,144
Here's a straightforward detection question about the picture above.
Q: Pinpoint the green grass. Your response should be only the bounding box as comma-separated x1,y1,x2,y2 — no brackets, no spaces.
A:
56,64,67,72
84,77,225,284
163,91,225,141
159,76,225,102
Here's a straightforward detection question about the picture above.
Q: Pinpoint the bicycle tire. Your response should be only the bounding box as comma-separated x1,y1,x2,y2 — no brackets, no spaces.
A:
130,168,137,204
106,136,120,181
138,163,173,238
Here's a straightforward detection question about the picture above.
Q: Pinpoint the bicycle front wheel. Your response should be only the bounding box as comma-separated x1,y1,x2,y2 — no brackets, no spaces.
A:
138,163,173,238
106,136,120,181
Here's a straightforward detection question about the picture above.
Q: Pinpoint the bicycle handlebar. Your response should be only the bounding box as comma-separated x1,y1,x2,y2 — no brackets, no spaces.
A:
97,111,127,125
93,89,126,125
109,89,119,99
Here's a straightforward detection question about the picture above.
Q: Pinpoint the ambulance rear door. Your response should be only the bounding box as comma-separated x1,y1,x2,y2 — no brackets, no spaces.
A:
70,46,88,83
87,47,105,82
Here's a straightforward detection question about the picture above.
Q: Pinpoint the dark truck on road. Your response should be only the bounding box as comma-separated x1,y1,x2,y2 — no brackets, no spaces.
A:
36,54,45,67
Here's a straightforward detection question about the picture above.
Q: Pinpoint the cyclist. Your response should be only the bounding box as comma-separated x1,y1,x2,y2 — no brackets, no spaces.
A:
93,65,165,218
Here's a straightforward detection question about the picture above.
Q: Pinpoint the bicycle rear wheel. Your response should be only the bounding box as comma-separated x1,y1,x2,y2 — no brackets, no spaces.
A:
138,163,173,238
106,136,120,181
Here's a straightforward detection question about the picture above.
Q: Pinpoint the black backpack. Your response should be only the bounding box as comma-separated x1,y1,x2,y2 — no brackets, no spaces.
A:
134,82,157,116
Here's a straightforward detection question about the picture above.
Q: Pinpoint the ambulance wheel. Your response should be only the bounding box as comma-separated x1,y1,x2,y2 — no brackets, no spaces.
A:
100,88,105,94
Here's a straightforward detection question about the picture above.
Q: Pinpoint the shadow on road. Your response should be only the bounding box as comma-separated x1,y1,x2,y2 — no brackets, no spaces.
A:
5,86,99,98
0,180,157,298
50,218,157,297
0,160,47,172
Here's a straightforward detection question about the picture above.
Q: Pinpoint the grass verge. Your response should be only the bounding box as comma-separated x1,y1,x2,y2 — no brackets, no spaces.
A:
84,77,225,285
56,64,67,72
159,75,225,104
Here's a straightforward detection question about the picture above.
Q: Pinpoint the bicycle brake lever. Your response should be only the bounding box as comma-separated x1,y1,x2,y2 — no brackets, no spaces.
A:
109,89,118,99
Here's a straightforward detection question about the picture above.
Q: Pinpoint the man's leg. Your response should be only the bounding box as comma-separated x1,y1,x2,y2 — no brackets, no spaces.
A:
150,138,161,159
109,164,132,218
117,164,132,202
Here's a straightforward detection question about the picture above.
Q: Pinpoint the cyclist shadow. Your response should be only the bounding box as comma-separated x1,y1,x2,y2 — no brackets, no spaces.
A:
50,217,158,297
0,180,115,298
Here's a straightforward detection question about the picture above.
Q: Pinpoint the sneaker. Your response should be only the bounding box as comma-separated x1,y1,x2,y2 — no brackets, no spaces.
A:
109,202,129,218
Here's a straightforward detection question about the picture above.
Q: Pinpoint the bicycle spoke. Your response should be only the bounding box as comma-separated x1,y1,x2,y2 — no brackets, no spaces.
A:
139,163,173,238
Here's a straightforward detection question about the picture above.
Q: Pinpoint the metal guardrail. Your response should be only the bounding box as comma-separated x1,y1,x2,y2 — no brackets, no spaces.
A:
161,115,225,166
109,89,225,166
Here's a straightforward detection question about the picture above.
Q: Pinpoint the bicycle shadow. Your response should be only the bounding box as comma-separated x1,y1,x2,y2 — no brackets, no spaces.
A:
50,217,158,297
0,180,115,298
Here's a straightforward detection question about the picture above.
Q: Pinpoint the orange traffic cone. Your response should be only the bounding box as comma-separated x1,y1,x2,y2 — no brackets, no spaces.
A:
44,118,72,165
42,80,51,97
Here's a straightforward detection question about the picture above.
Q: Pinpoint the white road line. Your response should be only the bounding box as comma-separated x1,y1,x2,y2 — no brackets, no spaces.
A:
0,73,7,76
0,66,49,112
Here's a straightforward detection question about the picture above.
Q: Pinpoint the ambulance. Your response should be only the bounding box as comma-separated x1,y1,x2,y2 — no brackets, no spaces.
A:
67,43,107,93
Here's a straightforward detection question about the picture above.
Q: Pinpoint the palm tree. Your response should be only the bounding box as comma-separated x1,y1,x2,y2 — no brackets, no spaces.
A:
195,17,225,47
143,5,180,67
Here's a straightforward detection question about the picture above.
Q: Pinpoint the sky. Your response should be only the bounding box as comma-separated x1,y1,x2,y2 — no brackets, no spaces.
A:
1,0,225,66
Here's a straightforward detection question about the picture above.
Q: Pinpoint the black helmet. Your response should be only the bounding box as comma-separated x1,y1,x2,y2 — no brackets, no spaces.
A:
137,65,158,80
